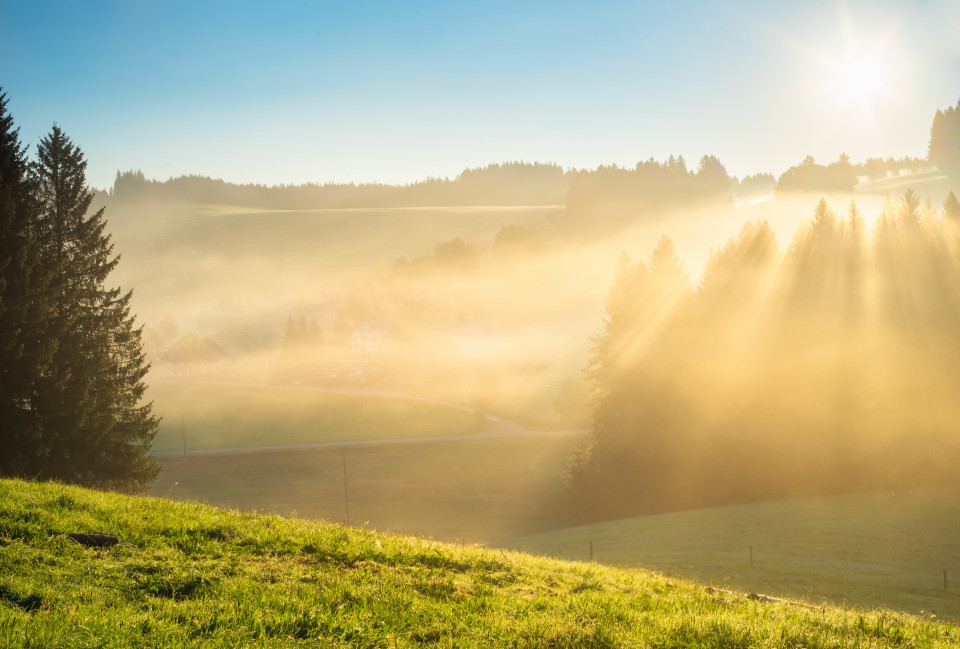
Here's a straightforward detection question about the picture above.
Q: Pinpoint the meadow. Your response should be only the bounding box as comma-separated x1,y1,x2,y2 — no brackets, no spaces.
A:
507,488,960,623
3,478,958,648
146,380,576,544
112,178,960,630
149,433,577,544
148,382,492,453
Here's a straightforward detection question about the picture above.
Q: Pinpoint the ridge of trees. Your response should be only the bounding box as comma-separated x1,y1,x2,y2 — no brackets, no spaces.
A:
0,89,158,491
732,172,776,194
554,154,735,236
566,189,960,522
774,153,932,194
108,162,574,209
101,96,959,219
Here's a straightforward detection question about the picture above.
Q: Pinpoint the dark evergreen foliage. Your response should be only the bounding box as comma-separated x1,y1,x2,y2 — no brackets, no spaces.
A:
108,161,574,209
0,91,55,477
0,93,158,491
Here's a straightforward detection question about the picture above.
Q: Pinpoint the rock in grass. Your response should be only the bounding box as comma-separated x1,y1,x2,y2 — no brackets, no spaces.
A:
67,533,119,548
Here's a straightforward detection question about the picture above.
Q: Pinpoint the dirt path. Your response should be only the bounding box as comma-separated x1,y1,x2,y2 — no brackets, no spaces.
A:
148,380,586,457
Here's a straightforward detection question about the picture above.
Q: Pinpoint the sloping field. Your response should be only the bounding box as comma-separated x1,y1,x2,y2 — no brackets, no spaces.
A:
506,488,960,622
2,478,957,647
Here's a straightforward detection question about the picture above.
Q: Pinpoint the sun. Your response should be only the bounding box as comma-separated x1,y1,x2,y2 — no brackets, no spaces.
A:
836,55,885,104
828,51,890,115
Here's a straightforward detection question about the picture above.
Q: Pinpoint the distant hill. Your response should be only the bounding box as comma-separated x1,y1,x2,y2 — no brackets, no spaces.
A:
104,162,575,210
2,478,956,647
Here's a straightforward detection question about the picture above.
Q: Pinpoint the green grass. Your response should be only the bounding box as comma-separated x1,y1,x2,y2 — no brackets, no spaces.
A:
506,488,960,623
150,382,492,453
150,435,576,544
2,479,957,648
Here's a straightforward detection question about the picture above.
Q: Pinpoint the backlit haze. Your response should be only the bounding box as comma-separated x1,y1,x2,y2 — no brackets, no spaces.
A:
4,0,960,602
1,0,958,190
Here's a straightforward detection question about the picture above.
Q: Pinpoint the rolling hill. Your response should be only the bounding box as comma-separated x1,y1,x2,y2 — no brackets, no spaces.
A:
506,488,960,624
2,478,957,647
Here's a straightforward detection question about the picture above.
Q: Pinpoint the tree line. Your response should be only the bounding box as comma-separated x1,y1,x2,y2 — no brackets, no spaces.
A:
0,89,157,491
566,189,960,522
554,154,734,236
774,153,931,194
107,161,574,210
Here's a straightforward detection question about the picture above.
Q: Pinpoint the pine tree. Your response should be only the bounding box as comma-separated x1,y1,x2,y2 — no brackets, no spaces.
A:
0,90,55,476
943,190,960,221
648,236,690,302
585,252,644,401
27,125,158,490
941,191,960,253
928,102,960,174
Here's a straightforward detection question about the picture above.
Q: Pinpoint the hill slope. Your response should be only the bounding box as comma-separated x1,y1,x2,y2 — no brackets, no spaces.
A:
507,489,960,625
1,479,957,648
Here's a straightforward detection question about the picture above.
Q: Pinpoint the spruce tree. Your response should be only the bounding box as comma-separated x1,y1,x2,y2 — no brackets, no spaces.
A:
943,190,960,221
928,103,960,174
0,90,56,476
28,125,158,490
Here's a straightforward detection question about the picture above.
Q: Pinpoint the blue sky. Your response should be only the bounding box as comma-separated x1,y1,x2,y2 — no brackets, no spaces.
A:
2,0,958,190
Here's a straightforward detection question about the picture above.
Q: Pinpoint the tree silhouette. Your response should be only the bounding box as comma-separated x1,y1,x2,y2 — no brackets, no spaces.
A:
928,101,960,174
557,155,733,236
0,90,56,478
433,236,479,274
776,155,857,193
492,223,543,264
2,122,159,490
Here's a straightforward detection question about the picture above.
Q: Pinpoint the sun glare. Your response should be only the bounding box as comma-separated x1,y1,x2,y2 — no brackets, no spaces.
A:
829,51,890,115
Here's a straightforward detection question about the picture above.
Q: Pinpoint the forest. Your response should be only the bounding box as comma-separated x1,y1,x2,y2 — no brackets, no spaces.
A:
566,189,960,521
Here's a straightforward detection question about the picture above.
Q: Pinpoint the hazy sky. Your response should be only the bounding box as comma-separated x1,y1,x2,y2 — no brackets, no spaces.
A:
2,0,958,191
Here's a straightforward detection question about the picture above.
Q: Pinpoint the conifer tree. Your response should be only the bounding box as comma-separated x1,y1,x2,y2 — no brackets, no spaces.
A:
26,125,158,490
585,252,644,401
928,102,960,173
0,90,55,476
943,190,960,221
941,191,960,254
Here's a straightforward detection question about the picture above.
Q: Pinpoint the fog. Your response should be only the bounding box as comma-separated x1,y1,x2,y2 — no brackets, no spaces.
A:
99,172,960,539
107,193,827,422
568,189,960,521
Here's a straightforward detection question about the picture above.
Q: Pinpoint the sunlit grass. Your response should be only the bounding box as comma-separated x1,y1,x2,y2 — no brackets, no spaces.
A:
2,478,957,648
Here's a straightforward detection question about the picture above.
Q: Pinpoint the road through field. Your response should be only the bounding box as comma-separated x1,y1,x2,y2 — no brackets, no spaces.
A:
148,380,586,457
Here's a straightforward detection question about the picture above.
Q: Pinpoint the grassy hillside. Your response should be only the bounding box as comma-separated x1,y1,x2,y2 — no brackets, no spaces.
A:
2,479,958,648
506,489,960,624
